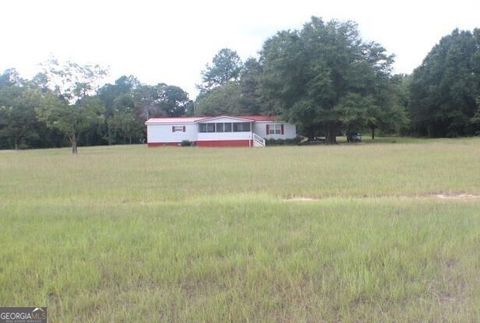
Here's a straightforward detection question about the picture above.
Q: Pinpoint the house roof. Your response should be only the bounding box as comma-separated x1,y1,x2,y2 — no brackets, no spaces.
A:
145,117,204,125
145,115,279,125
241,115,278,121
194,115,271,123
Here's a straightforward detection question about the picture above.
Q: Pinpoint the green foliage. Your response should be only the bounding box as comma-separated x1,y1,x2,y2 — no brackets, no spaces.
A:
410,28,480,137
239,58,264,115
200,48,243,92
195,82,244,116
107,107,144,144
195,56,267,116
265,137,302,146
0,82,43,149
97,77,192,145
180,140,193,146
260,17,395,143
36,94,105,153
39,57,108,103
133,83,192,118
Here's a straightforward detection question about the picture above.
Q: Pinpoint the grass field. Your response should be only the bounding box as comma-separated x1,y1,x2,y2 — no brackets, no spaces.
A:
1,137,480,322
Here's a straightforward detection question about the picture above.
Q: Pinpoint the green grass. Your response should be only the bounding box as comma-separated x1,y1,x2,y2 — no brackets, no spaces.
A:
1,137,480,322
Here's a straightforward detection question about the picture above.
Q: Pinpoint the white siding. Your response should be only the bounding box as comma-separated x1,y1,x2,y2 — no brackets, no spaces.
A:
253,122,296,139
147,124,197,143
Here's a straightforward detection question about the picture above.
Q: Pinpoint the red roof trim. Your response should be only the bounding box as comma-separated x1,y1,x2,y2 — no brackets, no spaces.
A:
241,115,278,121
145,115,279,125
194,115,254,123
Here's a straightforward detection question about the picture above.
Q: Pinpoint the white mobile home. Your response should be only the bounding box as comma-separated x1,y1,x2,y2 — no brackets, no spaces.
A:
145,115,296,147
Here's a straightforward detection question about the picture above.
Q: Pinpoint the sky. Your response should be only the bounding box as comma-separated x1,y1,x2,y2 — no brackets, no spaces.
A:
1,0,479,98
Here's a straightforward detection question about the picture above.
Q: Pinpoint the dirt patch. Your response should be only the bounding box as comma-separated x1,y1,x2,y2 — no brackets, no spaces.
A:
283,197,321,202
429,193,480,200
283,193,480,202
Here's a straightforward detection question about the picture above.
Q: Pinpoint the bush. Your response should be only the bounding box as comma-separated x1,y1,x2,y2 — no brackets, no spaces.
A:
265,137,302,146
180,140,193,147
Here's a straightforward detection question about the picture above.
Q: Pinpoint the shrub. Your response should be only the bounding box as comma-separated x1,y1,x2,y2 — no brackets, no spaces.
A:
265,137,302,146
180,140,193,147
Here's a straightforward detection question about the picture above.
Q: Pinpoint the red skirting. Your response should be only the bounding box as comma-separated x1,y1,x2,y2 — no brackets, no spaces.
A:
197,140,252,147
148,140,253,147
148,142,182,147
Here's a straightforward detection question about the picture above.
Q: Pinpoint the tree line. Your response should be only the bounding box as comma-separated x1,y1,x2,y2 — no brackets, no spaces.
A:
0,59,192,152
1,17,479,151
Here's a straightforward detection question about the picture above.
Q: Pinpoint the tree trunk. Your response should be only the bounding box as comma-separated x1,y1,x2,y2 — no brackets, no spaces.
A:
14,134,20,150
371,127,375,140
71,134,78,154
107,126,113,145
325,123,337,145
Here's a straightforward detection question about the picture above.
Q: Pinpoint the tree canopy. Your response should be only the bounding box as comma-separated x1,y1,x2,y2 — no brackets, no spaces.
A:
199,48,243,92
409,29,480,137
259,17,397,143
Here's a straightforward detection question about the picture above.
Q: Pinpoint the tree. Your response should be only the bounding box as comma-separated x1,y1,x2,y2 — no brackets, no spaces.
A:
107,107,144,144
0,69,55,150
195,82,244,116
134,83,191,119
97,75,140,112
260,17,394,143
0,85,42,149
195,55,267,116
409,29,480,137
199,48,243,92
36,95,104,154
34,59,108,153
39,57,108,103
239,58,264,115
97,76,140,144
0,68,23,87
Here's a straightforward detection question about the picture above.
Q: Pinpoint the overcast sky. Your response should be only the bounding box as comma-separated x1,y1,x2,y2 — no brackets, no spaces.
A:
1,0,479,98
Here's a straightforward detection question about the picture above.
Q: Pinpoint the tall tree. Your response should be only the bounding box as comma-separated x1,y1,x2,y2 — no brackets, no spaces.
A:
239,58,264,115
35,59,108,153
260,17,394,143
39,57,108,103
409,28,480,137
134,83,191,119
0,84,43,149
0,68,23,87
199,48,243,92
97,76,141,144
36,94,104,154
107,106,144,144
194,82,244,116
195,55,266,116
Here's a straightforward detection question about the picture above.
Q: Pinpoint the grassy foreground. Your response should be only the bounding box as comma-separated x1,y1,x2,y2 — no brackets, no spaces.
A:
1,138,480,322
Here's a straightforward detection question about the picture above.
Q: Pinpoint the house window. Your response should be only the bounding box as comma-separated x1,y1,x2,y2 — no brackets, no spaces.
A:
233,122,251,132
198,123,216,132
199,122,249,132
172,125,185,132
206,123,215,132
266,124,284,135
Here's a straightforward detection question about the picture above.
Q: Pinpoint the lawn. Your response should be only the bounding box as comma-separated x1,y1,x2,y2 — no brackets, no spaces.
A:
1,138,480,322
